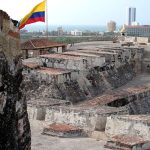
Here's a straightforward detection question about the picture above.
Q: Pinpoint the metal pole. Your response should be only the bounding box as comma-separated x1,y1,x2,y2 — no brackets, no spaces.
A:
46,0,48,39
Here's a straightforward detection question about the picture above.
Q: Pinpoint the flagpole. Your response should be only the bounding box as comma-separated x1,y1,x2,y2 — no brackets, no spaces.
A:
46,0,48,39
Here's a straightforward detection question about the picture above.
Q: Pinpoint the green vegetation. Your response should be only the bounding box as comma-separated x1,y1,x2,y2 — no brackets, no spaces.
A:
21,33,114,44
48,36,113,44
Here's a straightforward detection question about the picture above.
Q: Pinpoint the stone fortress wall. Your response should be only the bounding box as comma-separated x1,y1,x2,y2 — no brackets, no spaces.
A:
25,45,143,103
0,10,31,150
20,26,150,148
25,40,147,135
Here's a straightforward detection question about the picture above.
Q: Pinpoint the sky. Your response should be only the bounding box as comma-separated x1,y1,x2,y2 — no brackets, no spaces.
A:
0,0,150,26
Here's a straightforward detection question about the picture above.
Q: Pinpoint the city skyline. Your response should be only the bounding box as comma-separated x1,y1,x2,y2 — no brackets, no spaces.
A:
0,0,150,26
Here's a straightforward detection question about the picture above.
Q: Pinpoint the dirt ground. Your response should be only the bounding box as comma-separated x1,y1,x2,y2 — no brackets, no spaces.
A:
30,120,109,150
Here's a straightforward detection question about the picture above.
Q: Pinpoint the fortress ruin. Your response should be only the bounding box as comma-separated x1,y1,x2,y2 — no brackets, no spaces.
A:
1,9,150,150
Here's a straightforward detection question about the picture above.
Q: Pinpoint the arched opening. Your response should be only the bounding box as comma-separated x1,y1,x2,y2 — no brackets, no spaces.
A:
107,98,129,107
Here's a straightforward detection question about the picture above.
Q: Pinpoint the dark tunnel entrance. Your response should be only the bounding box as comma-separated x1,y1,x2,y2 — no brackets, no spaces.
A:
107,98,129,107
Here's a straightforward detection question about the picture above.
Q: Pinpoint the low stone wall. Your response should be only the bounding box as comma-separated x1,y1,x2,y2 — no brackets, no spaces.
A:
40,55,105,71
105,115,150,141
28,106,46,120
52,47,63,53
27,69,79,84
124,36,150,44
63,52,106,69
27,99,70,120
43,57,86,70
125,36,136,43
137,37,149,44
44,106,128,132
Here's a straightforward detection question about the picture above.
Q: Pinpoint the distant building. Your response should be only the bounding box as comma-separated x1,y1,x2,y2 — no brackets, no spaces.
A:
131,22,139,26
42,30,46,35
127,7,136,25
121,25,150,37
57,26,63,36
20,29,28,34
21,38,66,59
107,21,116,32
71,29,82,36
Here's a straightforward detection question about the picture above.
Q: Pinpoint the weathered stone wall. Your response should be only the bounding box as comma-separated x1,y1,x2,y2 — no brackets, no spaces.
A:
0,10,31,149
41,57,86,70
84,63,135,95
104,83,150,115
24,69,79,84
28,106,46,120
28,81,150,132
105,115,150,141
124,36,136,43
40,55,105,71
42,106,128,131
25,63,136,103
52,47,63,53
141,59,150,73
137,37,149,44
24,44,143,103
45,107,107,131
128,96,150,114
124,36,150,44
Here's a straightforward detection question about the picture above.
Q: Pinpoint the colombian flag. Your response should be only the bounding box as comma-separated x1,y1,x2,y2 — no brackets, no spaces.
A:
18,0,45,29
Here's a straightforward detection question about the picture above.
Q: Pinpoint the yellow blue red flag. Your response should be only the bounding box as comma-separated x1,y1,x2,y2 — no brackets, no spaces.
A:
18,0,45,29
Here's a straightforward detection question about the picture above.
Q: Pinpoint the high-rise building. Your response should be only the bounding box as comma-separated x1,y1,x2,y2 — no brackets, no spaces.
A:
107,21,116,32
127,7,136,25
57,27,64,36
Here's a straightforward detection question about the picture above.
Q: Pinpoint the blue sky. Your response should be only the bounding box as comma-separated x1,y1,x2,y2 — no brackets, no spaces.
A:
0,0,149,26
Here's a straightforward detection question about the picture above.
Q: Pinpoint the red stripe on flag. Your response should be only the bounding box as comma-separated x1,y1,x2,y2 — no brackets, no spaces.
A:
19,17,45,29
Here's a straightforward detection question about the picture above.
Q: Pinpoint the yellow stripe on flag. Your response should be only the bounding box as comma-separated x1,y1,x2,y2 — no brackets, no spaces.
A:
19,0,45,28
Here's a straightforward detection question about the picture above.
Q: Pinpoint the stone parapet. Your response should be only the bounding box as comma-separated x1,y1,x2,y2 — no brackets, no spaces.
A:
105,115,150,141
